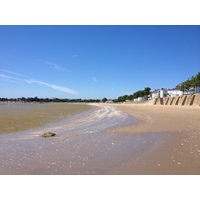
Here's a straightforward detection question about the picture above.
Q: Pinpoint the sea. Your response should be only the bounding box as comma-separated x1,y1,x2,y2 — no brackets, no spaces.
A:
0,102,91,134
0,102,168,175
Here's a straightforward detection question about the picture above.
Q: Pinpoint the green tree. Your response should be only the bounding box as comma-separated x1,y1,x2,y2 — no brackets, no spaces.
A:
144,87,151,95
128,94,134,100
102,97,108,103
133,90,144,98
117,96,124,102
178,72,200,92
195,72,200,85
122,95,129,101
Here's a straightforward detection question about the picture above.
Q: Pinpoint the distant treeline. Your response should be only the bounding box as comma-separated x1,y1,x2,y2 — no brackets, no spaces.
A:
0,97,101,103
114,72,200,103
177,72,200,92
113,87,151,103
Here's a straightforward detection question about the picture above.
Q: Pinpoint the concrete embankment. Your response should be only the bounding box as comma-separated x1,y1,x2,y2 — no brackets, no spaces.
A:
154,94,200,106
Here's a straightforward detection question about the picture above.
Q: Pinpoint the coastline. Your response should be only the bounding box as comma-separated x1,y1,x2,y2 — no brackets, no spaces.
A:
107,103,200,174
0,103,199,174
0,104,135,174
108,103,200,134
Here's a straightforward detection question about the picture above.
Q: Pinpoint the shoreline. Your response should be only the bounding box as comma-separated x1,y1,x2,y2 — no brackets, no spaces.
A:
0,104,135,175
0,103,199,174
107,103,200,134
107,103,200,174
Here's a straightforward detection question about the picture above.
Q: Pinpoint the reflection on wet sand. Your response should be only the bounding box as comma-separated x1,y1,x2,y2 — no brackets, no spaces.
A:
1,103,200,175
0,104,136,174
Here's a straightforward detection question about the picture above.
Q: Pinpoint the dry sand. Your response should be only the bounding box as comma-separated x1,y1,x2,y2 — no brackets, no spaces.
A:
108,103,200,174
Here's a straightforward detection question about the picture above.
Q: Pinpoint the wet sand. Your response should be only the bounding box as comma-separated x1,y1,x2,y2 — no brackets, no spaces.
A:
0,103,200,175
0,104,135,174
109,103,200,174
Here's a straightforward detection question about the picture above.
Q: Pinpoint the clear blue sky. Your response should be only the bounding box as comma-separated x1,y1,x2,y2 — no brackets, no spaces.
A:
0,25,200,99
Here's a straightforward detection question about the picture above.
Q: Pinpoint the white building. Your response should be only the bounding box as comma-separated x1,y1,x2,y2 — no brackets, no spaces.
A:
160,88,168,98
105,100,113,103
151,88,167,99
133,95,148,102
167,89,183,97
138,96,148,101
151,90,160,99
150,85,200,99
195,85,200,93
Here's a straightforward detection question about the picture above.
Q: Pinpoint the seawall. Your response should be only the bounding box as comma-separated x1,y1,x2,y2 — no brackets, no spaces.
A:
154,94,200,106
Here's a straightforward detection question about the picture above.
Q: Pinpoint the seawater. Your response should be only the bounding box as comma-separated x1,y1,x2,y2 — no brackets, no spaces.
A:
0,102,91,134
0,104,139,175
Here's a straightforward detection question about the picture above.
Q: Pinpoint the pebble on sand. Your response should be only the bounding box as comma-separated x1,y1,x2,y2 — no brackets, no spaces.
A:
42,132,56,138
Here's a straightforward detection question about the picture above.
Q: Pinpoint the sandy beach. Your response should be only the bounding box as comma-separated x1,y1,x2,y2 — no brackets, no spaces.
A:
0,103,200,175
109,103,200,174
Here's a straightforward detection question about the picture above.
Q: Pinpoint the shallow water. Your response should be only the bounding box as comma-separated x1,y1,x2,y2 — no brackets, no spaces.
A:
0,104,170,175
0,102,90,134
0,104,131,174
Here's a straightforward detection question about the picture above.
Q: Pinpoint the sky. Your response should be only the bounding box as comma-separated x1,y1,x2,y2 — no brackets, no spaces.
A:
0,25,200,99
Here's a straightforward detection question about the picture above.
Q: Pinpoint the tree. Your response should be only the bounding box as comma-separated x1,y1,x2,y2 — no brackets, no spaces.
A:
122,95,129,101
144,87,151,96
117,96,124,102
195,72,200,85
102,97,108,103
128,94,134,100
133,90,144,98
178,72,200,92
21,97,27,102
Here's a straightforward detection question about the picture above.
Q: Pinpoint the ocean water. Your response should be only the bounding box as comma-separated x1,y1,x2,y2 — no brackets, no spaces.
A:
0,103,140,174
0,102,91,134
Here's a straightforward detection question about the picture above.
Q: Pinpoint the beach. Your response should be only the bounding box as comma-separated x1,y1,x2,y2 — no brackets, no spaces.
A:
109,103,200,174
0,103,200,175
0,103,134,174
